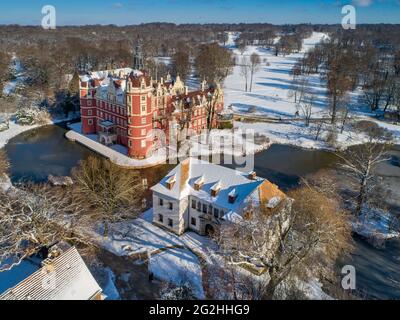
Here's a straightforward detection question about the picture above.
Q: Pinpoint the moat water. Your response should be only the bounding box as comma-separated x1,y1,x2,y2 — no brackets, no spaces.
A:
3,124,400,299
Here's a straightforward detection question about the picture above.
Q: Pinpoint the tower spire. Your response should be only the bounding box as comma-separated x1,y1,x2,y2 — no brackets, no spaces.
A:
133,38,144,71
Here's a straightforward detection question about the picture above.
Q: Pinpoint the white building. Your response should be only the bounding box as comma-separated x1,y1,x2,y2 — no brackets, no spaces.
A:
151,158,287,236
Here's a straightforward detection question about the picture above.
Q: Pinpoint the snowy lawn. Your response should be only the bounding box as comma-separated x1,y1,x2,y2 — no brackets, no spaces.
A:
225,32,330,119
223,32,400,149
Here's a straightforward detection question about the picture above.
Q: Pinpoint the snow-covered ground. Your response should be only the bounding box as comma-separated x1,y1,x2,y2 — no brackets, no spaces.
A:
352,207,400,247
78,208,222,299
225,32,329,118
223,32,400,149
0,121,40,149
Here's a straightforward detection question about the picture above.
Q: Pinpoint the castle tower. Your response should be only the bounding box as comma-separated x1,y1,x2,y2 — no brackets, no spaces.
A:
133,40,144,71
79,76,97,135
126,73,154,159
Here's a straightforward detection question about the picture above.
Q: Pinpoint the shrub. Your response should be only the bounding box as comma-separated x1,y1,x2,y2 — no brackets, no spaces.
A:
219,121,233,129
352,120,380,133
15,106,51,126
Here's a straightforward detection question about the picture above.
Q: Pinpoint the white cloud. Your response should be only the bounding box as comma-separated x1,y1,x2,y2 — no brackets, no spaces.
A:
352,0,373,6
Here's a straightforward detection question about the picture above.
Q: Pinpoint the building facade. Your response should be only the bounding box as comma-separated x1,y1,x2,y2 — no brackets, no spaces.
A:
151,158,290,236
79,45,224,159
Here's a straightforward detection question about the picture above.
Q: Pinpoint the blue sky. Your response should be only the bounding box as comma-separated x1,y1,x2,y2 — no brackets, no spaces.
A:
0,0,399,25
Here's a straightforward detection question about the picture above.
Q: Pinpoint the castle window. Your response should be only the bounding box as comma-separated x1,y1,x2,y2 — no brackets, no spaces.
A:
88,110,92,116
159,198,164,206
88,119,93,125
128,129,132,136
141,140,146,148
141,117,146,124
168,202,173,210
202,204,207,214
214,208,219,218
192,200,196,209
168,219,173,228
141,96,146,102
158,214,163,223
128,140,132,147
141,129,146,136
197,202,201,211
88,100,92,106
141,105,146,113
191,218,197,226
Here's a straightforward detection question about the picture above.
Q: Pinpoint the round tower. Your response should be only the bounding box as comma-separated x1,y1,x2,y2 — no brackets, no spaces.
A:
80,77,97,134
126,72,154,159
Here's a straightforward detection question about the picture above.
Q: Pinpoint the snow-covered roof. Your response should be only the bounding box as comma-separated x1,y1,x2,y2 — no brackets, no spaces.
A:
80,68,142,82
151,158,266,212
0,247,102,301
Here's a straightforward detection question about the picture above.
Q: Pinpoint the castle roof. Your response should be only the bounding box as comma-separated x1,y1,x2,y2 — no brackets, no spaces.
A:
151,158,283,214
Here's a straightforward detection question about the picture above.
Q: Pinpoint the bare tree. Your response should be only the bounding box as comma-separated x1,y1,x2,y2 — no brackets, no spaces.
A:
335,125,393,215
71,156,142,237
195,43,234,84
205,85,223,131
0,149,9,176
296,93,315,127
0,184,87,272
171,50,190,81
239,57,250,92
215,187,352,299
249,53,261,92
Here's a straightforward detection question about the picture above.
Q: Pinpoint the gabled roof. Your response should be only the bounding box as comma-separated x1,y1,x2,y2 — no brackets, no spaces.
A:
151,158,267,212
0,247,102,301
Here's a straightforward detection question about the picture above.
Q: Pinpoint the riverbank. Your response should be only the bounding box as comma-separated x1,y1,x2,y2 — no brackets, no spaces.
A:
235,118,400,152
0,115,79,150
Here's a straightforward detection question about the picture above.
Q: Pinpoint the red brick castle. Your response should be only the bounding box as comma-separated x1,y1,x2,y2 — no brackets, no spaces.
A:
79,43,224,159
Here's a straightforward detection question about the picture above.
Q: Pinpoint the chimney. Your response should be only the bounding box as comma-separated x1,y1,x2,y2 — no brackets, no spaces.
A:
166,174,176,190
228,189,238,204
194,175,205,191
211,181,222,197
248,171,257,180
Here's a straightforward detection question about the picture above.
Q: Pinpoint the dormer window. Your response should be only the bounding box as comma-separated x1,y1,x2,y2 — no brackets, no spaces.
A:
248,171,257,180
166,174,176,190
194,175,205,191
228,189,238,204
210,181,222,197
